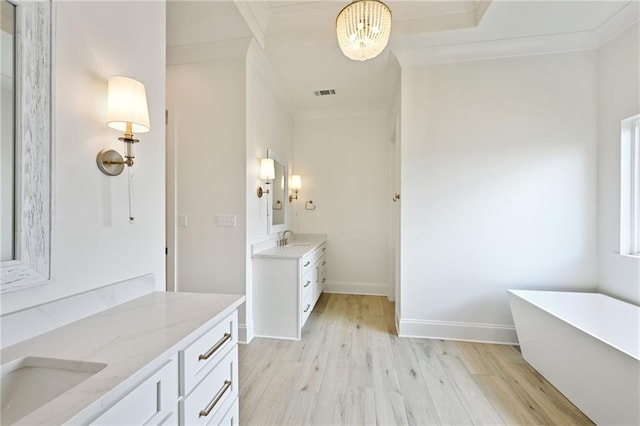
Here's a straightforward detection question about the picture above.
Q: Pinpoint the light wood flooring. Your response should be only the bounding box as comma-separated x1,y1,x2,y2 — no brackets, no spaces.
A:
238,293,593,425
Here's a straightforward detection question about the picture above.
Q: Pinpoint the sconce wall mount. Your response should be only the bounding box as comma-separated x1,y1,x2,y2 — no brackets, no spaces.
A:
257,158,275,198
97,76,149,177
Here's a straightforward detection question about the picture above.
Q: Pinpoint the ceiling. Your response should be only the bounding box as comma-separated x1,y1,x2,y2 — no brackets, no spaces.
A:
167,0,638,114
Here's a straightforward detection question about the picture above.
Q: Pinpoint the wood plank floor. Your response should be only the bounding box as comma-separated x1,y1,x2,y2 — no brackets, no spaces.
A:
239,293,593,425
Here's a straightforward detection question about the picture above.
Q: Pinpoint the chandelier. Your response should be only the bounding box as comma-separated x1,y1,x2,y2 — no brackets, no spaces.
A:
336,0,392,62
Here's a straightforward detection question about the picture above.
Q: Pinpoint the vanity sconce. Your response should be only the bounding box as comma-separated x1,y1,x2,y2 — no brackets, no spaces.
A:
289,175,302,202
257,158,275,198
96,76,150,176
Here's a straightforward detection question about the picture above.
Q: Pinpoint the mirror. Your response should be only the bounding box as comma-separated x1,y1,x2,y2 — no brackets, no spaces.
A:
0,0,53,294
267,149,287,234
1,0,15,262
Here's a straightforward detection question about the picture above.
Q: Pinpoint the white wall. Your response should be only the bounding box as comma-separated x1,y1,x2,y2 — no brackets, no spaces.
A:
399,51,599,342
245,41,294,340
1,1,166,314
597,23,640,305
166,60,246,298
293,112,391,295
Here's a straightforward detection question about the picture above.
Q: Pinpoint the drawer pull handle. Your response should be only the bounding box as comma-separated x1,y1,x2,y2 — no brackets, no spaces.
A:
304,280,311,287
304,304,311,313
322,261,326,266
304,261,311,267
322,278,326,283
322,247,326,251
199,380,232,417
198,333,231,361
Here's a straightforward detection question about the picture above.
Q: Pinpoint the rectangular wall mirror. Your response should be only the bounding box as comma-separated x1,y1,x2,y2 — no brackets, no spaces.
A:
0,0,53,294
267,148,287,234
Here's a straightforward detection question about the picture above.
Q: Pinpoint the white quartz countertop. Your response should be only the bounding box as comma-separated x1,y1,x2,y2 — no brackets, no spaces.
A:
0,291,244,425
252,236,326,259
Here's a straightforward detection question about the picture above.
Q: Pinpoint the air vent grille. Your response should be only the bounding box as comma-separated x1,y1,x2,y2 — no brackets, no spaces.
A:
314,89,336,97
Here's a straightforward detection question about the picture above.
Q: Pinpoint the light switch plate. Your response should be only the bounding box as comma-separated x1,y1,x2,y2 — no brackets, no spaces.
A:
216,215,236,228
178,215,187,227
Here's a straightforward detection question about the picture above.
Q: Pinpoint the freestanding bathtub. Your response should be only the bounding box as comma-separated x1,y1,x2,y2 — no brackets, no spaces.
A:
508,290,640,426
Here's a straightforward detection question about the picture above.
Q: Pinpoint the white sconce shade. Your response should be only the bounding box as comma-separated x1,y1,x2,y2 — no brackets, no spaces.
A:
289,174,302,202
106,76,150,134
259,158,275,180
290,175,302,190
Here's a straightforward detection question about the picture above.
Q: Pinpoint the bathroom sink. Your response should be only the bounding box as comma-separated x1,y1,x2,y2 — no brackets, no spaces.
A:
1,356,107,425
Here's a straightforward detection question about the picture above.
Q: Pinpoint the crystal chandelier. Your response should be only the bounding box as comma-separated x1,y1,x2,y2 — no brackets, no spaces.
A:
336,0,392,62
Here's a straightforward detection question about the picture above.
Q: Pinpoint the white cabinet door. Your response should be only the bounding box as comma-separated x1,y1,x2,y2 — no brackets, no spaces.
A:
92,360,177,425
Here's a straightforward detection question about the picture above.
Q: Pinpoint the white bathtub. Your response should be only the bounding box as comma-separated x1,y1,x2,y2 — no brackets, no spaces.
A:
508,290,640,426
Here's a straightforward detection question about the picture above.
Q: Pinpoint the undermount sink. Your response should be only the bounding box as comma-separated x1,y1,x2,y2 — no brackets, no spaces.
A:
1,356,107,425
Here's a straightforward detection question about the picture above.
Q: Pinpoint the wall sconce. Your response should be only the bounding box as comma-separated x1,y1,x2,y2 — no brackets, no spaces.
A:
257,158,275,198
96,76,150,176
289,175,301,202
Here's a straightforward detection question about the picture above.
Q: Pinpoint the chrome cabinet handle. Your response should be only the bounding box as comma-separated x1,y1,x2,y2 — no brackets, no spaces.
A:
304,304,311,313
304,280,311,287
304,261,311,267
198,332,231,361
199,380,232,417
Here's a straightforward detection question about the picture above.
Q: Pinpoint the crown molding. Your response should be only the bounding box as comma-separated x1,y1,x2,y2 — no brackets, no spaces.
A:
393,31,599,67
234,0,270,50
594,1,639,47
393,1,639,67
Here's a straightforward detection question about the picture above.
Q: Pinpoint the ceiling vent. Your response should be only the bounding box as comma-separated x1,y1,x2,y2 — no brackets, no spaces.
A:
314,89,336,97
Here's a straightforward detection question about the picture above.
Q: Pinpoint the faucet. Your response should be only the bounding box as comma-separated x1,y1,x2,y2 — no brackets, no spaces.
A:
280,229,293,246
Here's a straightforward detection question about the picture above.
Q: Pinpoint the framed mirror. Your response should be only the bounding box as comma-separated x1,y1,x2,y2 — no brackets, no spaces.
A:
267,148,287,234
0,0,53,294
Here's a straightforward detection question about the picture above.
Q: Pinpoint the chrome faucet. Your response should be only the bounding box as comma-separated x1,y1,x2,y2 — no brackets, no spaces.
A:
280,229,293,246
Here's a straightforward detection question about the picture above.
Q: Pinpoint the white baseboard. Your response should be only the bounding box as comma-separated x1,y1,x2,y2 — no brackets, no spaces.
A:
397,318,518,345
238,322,253,344
324,280,389,296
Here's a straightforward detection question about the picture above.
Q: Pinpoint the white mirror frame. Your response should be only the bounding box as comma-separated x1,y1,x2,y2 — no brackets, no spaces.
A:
267,148,288,235
0,1,53,294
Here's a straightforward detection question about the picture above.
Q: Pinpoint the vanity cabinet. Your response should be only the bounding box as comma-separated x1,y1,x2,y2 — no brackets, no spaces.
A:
253,242,327,340
179,311,238,425
90,309,239,426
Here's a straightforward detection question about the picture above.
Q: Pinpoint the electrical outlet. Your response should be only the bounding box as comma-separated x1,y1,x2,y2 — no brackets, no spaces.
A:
178,215,188,227
216,215,236,228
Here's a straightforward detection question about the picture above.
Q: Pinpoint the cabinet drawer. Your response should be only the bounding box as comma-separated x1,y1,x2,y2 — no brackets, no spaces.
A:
301,268,314,301
92,359,177,425
181,311,237,396
301,243,326,273
301,292,313,326
216,398,239,426
180,347,238,426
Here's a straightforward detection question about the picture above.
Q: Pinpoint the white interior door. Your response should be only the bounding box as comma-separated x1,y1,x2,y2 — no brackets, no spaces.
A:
391,115,401,317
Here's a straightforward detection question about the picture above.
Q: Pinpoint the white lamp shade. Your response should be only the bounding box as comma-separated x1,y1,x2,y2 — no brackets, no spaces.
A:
289,175,302,190
336,0,392,61
259,158,275,180
106,76,150,134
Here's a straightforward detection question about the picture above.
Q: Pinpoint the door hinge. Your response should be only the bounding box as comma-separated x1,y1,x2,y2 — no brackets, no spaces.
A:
165,110,168,125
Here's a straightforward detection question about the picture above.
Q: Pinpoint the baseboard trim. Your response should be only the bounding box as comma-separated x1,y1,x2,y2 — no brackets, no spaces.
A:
398,318,518,345
324,280,388,296
238,323,253,344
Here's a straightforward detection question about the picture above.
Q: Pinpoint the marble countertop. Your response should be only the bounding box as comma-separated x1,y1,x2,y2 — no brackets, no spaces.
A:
0,291,245,425
252,235,326,259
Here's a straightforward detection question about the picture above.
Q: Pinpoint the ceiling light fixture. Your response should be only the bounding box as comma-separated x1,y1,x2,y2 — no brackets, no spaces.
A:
336,0,392,62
